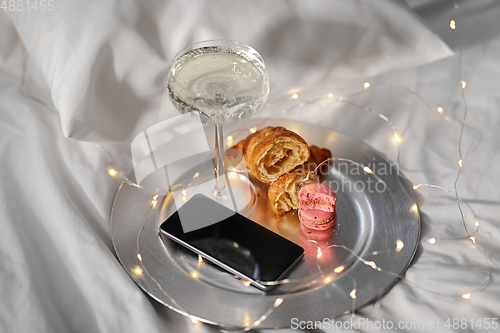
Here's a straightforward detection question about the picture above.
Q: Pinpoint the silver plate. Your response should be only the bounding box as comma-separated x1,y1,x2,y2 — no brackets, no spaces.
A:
110,119,420,329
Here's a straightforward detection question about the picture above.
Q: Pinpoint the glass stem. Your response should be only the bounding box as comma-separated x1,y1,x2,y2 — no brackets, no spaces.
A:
214,122,226,197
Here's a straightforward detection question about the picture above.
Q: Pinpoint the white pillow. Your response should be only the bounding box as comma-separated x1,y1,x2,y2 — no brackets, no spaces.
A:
6,0,452,142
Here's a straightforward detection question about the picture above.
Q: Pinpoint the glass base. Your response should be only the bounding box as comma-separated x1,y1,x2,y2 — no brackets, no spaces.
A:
170,170,258,216
160,150,257,216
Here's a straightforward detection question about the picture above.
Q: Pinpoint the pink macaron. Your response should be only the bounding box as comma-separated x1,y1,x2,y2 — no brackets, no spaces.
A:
298,183,337,231
299,209,336,230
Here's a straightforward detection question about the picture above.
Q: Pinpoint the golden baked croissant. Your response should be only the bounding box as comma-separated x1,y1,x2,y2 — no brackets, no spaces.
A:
268,146,331,216
268,165,319,216
233,126,310,183
308,145,332,166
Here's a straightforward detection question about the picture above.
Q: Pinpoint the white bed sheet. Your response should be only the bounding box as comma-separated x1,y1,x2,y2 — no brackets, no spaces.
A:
1,1,500,332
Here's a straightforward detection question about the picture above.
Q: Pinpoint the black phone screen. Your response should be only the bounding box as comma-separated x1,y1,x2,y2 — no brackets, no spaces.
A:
159,194,304,290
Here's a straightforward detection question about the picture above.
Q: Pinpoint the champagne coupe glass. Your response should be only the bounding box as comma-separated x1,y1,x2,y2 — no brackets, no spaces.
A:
166,40,270,210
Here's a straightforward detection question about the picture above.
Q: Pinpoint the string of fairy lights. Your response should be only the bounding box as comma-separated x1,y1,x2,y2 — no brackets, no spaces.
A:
102,1,493,329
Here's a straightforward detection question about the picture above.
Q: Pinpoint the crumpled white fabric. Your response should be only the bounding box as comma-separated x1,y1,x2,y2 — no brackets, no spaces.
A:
5,0,452,142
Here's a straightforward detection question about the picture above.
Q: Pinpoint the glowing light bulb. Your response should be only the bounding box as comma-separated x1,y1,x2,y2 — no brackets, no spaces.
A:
470,236,476,244
249,127,257,133
243,280,251,287
411,204,418,215
413,184,421,190
191,318,199,324
327,93,334,98
394,133,401,143
429,237,437,244
363,82,370,89
363,166,373,174
462,293,471,300
292,93,298,99
191,272,198,279
365,261,377,269
152,194,159,207
396,240,404,252
458,160,463,167
108,169,118,176
227,136,233,142
324,276,333,283
193,172,199,179
132,266,143,276
461,81,467,89
437,107,443,113
182,190,187,196
274,297,283,307
244,313,251,327
137,253,142,261
317,249,322,258
450,20,456,29
475,219,480,227
198,255,203,263
350,289,357,299
334,266,345,273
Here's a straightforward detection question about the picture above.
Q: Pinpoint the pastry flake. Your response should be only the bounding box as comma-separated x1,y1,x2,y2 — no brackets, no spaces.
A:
308,145,332,167
268,165,319,216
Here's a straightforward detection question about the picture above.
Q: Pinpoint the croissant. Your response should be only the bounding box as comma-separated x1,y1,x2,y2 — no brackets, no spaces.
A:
233,126,310,183
268,165,319,216
308,145,332,167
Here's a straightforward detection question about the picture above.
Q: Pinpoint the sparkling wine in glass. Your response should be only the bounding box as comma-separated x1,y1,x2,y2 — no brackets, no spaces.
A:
167,40,270,207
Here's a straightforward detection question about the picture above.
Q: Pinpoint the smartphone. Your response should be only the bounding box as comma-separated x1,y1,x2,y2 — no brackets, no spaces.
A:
159,194,304,291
